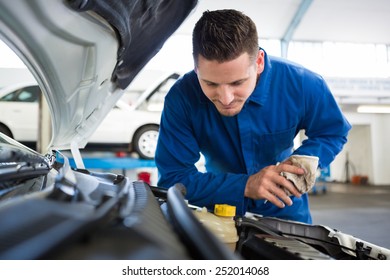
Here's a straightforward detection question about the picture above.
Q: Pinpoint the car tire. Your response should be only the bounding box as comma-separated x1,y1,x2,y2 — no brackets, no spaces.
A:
0,124,13,138
133,125,159,160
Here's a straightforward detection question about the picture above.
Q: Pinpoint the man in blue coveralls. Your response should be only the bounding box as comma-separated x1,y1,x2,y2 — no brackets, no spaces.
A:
155,9,351,223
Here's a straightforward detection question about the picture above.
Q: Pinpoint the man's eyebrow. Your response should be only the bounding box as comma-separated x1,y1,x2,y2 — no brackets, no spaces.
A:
201,78,248,85
229,78,248,84
201,79,218,85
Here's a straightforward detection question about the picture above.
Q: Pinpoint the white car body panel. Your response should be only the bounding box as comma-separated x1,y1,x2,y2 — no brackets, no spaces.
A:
89,103,161,144
1,102,38,141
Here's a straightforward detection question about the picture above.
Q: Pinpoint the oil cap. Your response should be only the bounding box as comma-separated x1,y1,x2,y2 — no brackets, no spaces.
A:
214,204,236,217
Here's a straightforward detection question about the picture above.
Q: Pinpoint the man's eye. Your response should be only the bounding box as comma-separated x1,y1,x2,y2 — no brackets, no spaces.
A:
231,81,244,86
206,83,218,87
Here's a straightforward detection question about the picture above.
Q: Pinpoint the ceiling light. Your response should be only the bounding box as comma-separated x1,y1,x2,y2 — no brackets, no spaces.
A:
357,105,390,114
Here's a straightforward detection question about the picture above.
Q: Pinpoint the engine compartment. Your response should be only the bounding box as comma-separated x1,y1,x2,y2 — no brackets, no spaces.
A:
0,151,389,260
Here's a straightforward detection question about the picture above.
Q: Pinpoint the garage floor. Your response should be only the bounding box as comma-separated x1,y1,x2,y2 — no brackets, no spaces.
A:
309,182,390,249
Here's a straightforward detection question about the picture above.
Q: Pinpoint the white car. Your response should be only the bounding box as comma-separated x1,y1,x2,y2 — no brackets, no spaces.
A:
0,72,179,159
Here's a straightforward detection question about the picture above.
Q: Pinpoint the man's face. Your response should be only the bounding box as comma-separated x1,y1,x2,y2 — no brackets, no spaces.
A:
195,50,264,117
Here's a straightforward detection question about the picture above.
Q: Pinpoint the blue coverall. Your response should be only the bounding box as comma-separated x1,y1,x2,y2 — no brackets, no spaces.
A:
155,50,351,223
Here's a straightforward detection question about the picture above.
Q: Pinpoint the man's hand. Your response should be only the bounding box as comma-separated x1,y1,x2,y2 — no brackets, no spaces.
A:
244,162,305,208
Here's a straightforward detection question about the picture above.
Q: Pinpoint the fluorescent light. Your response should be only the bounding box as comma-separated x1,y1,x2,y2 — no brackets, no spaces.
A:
357,105,390,114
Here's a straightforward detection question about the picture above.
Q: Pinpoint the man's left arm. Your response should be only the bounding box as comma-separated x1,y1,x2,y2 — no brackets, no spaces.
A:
294,75,352,168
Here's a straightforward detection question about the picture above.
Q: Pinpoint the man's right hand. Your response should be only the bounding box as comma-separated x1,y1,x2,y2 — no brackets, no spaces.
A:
244,162,304,208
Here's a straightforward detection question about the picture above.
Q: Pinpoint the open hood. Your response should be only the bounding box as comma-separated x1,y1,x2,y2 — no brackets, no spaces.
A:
0,0,197,151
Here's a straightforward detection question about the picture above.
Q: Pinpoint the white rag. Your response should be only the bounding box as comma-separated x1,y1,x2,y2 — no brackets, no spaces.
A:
280,155,319,195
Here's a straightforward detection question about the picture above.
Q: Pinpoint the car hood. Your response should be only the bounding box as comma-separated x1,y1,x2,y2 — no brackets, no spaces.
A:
0,0,197,151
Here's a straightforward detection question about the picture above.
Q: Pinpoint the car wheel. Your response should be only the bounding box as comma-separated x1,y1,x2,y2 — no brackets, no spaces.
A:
133,125,159,160
0,124,13,138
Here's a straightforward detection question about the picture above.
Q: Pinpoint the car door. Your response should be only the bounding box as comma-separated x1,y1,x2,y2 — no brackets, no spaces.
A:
0,85,40,141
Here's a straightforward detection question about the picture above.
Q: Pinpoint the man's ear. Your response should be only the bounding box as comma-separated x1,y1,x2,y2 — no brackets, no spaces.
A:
256,50,265,74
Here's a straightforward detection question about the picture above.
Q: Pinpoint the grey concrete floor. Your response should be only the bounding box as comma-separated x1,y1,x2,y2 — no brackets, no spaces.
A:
309,182,390,249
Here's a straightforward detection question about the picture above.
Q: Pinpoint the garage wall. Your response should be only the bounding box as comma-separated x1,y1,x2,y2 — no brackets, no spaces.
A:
330,123,373,184
335,112,390,186
371,114,390,185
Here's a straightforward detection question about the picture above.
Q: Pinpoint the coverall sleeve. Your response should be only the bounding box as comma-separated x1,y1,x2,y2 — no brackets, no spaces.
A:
293,74,351,168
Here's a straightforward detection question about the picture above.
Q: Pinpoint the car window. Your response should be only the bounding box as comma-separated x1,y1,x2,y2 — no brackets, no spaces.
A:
0,91,17,101
141,76,178,111
0,85,40,102
148,77,176,104
16,86,40,102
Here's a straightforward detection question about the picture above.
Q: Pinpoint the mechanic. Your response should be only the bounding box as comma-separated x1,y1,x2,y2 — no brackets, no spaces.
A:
155,9,351,223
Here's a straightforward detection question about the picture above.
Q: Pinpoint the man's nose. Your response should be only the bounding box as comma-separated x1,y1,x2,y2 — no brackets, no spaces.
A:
218,85,234,105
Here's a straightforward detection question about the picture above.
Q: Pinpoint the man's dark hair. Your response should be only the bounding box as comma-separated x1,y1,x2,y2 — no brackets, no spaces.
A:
192,9,259,66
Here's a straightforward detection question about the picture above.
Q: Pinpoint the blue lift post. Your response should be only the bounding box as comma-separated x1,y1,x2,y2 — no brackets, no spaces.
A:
68,157,156,170
67,156,156,177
